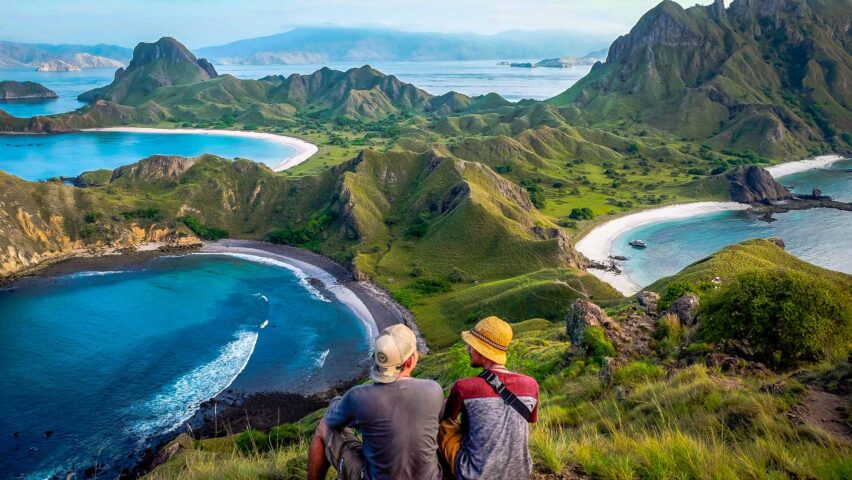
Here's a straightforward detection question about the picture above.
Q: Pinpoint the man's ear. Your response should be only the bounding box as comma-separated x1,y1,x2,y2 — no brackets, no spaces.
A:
404,352,418,369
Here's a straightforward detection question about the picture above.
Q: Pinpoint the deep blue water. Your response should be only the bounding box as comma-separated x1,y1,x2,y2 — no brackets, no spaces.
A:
0,254,371,479
0,60,591,118
0,131,294,180
613,160,852,289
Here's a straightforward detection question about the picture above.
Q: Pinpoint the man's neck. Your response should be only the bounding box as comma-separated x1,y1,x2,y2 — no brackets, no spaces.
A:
481,362,508,372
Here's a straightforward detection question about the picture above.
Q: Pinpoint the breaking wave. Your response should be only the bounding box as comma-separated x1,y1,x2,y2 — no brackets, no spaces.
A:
125,330,259,440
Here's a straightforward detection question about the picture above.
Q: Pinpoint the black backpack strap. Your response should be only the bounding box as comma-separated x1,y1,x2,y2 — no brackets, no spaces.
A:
477,370,532,422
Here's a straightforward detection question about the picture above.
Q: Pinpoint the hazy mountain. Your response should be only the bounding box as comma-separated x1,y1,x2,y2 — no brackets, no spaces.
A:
196,27,613,64
549,0,852,158
0,41,131,68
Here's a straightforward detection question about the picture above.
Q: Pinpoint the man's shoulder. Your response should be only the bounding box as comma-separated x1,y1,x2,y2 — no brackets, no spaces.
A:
452,371,538,398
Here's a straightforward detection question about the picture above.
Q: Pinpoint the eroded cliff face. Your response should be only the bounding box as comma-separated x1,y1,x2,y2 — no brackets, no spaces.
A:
0,172,198,280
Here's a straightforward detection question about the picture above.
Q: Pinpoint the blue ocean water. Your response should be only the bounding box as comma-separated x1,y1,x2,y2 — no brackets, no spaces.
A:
0,60,591,119
0,67,116,118
0,131,294,180
0,254,371,479
612,161,852,289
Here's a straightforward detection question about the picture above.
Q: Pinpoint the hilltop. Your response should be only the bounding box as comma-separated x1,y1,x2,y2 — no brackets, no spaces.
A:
549,0,852,158
196,27,613,64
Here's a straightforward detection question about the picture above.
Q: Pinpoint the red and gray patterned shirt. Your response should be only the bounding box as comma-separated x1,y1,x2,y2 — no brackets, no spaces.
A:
442,370,540,480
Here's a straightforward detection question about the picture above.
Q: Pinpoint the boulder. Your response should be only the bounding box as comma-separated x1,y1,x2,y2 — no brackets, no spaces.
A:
666,293,700,326
728,165,793,204
566,299,624,348
636,291,660,314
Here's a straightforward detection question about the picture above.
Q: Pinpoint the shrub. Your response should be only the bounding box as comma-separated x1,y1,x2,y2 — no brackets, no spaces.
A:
408,277,452,295
699,270,852,368
658,280,698,311
234,429,268,454
654,313,683,358
613,360,666,387
182,215,229,240
584,326,616,361
569,207,595,221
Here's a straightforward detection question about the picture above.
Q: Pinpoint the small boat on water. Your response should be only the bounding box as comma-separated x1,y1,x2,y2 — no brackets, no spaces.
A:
628,240,647,249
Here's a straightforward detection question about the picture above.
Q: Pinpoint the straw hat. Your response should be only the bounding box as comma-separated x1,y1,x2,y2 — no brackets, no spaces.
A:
370,324,417,383
461,316,512,365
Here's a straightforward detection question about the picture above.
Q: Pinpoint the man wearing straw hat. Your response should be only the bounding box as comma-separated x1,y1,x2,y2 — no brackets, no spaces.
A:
439,316,540,479
307,324,444,480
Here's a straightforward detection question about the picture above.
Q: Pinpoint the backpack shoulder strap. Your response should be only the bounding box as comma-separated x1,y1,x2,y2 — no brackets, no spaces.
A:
477,370,532,422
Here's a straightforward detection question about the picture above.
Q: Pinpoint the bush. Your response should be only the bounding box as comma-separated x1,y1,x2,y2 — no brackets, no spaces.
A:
584,326,616,361
234,429,268,454
654,313,683,358
182,215,229,240
569,207,595,221
408,277,452,295
699,270,852,368
658,280,698,311
613,360,666,387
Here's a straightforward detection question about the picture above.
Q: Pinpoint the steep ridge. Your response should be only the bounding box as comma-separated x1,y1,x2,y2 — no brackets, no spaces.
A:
549,0,852,158
78,37,218,104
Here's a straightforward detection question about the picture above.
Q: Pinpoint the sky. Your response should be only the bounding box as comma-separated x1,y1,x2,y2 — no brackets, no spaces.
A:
1,0,719,48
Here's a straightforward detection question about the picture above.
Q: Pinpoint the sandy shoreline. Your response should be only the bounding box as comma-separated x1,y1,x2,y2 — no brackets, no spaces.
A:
765,154,846,178
576,202,749,296
82,127,319,171
576,154,848,296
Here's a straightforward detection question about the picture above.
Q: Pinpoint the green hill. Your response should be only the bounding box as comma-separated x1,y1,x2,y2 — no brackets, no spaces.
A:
549,0,852,158
78,37,218,104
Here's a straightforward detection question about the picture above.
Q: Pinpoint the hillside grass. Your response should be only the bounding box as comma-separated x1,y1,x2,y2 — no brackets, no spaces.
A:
147,321,852,479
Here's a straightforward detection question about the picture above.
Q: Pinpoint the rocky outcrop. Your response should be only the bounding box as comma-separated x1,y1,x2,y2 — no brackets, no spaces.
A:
728,165,793,204
637,291,661,314
665,293,700,326
0,81,58,100
567,299,621,345
110,155,200,184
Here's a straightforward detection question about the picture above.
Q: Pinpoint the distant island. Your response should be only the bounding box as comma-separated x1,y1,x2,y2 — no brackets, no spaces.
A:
0,41,129,69
0,80,58,100
499,51,606,69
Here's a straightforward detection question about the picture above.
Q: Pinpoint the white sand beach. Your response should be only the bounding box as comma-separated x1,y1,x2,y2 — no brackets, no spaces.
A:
83,127,318,171
576,202,750,296
765,154,845,178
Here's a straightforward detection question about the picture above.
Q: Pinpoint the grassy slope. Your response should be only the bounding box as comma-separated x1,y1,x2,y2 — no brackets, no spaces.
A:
148,318,852,479
647,239,852,294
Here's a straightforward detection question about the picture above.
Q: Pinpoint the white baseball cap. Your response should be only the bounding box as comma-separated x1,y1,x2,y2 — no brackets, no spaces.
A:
370,324,417,383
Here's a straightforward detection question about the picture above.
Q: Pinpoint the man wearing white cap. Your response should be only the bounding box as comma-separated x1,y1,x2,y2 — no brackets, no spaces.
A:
307,324,444,480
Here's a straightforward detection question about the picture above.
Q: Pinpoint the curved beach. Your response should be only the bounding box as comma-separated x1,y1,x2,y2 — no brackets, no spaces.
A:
576,154,849,296
83,127,319,171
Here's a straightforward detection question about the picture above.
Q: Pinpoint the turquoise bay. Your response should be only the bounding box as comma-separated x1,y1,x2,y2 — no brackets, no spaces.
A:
612,160,852,289
0,130,294,180
0,254,371,479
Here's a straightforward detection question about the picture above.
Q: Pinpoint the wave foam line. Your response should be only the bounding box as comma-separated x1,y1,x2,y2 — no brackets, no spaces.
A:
64,270,126,279
125,330,258,440
195,252,331,302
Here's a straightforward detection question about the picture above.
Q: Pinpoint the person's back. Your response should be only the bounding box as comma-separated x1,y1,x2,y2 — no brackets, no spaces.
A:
445,371,538,479
325,378,444,480
439,316,540,480
308,324,444,480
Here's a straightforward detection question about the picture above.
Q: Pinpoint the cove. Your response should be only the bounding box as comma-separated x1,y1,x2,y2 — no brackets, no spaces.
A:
0,253,371,479
0,129,297,181
612,159,852,290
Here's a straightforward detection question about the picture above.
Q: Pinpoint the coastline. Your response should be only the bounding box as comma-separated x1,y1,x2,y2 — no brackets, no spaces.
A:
765,154,845,179
82,127,319,171
575,202,749,296
575,153,849,297
6,239,414,478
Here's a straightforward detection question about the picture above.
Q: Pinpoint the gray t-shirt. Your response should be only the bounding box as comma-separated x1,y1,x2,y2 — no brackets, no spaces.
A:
325,377,444,480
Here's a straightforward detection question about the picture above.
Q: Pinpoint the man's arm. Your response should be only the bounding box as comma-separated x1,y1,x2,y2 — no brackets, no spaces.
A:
307,394,355,480
441,382,464,421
